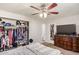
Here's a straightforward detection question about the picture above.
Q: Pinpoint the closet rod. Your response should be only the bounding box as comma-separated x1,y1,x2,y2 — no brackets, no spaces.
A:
0,16,29,22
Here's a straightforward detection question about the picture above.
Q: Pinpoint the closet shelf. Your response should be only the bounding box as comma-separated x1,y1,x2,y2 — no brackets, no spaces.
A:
4,26,16,29
3,26,27,29
16,25,26,27
0,25,4,27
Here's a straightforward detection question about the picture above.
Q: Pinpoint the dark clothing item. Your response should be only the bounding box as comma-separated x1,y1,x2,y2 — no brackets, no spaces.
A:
29,39,33,43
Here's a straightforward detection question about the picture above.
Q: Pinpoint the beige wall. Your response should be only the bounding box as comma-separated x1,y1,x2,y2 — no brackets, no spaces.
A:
45,15,79,41
0,9,44,43
1,9,79,43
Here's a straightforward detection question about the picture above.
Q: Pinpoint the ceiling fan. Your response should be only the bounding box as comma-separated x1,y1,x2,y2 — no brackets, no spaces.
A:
30,3,59,18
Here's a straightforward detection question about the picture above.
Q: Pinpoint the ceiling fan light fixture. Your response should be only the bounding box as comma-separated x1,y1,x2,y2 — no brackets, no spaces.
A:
30,3,59,19
39,12,47,18
39,13,43,18
43,12,47,18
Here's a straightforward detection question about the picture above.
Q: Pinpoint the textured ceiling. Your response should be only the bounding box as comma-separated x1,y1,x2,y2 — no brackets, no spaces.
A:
0,3,79,20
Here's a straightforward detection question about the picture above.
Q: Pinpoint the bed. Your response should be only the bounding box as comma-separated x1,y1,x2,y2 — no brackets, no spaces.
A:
0,43,62,55
26,43,62,55
0,46,35,55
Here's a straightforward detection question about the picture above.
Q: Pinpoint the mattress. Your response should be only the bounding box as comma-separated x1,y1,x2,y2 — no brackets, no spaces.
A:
26,43,62,55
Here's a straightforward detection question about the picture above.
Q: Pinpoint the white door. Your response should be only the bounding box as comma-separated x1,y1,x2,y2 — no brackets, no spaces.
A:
41,24,46,41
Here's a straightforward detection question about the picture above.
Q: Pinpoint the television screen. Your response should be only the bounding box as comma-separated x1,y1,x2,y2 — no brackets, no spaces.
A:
56,24,76,35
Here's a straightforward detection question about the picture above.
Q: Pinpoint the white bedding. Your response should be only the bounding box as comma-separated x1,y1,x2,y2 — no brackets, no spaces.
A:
0,46,35,55
0,43,62,55
26,43,62,55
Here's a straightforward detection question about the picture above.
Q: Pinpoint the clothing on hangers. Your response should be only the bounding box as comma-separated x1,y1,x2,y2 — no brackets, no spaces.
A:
8,29,13,45
0,28,5,49
1,36,6,49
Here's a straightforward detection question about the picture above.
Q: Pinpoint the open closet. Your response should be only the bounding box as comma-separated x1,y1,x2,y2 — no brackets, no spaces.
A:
0,17,29,51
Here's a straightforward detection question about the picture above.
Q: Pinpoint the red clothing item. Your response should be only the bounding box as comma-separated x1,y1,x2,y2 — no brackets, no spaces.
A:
8,29,13,45
0,28,5,48
0,28,4,33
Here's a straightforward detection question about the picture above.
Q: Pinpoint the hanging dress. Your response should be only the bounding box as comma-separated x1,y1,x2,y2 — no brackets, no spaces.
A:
8,29,13,45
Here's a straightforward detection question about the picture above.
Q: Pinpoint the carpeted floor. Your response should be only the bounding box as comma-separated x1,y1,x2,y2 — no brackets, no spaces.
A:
42,42,79,55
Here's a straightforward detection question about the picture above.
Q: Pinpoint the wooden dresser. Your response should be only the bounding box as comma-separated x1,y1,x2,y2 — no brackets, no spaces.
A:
54,35,79,52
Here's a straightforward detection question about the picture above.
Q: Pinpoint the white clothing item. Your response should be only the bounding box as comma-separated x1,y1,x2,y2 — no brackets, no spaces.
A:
2,37,6,45
5,36,9,47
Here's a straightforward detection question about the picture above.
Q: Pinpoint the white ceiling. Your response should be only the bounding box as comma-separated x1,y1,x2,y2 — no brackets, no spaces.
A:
0,3,79,20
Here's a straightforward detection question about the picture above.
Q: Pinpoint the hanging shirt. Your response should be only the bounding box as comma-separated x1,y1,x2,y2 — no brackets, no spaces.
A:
13,29,17,43
1,36,6,48
17,27,23,40
8,29,13,45
0,28,5,48
5,35,9,47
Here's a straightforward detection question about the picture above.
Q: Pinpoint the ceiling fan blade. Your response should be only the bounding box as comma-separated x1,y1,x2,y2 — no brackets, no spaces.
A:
48,3,57,10
32,13,39,15
50,12,59,14
30,6,40,11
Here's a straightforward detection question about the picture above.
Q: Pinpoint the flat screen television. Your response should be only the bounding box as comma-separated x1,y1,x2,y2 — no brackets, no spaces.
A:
56,24,76,35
